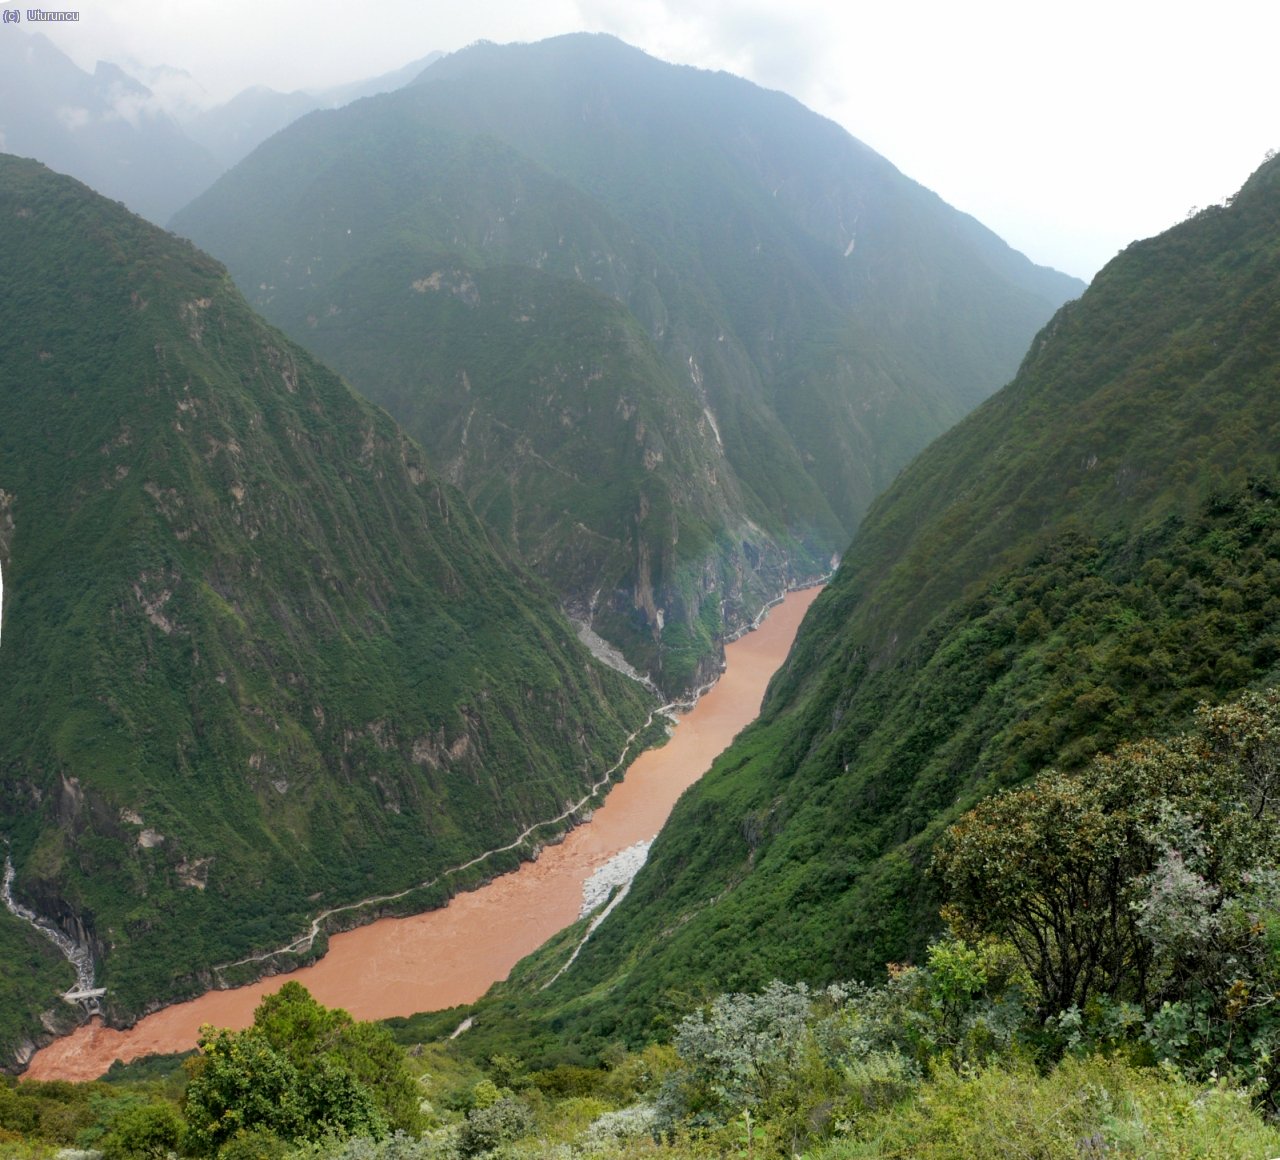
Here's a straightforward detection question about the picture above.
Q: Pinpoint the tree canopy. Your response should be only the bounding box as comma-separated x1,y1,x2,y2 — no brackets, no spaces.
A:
182,983,420,1155
933,690,1280,1102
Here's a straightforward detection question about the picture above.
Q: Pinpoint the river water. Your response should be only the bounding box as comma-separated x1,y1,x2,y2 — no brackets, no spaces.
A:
24,586,822,1081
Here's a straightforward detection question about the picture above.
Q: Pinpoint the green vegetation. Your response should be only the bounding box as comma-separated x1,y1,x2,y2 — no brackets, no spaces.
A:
172,33,1078,692
184,984,419,1153
0,155,654,1058
938,691,1280,1103
465,479,1280,1058
0,912,75,1068
5,41,1279,1160
409,151,1280,1056
9,942,1280,1159
273,253,822,691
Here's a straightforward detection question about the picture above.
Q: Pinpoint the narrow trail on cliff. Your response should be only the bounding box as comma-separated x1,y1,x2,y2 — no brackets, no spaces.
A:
213,579,830,981
212,678,709,980
24,584,826,1081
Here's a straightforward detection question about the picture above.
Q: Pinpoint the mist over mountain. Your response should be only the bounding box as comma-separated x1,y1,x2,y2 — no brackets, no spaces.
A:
0,31,222,223
467,151,1280,1054
0,156,654,1063
0,30,440,224
183,53,443,169
173,32,1083,693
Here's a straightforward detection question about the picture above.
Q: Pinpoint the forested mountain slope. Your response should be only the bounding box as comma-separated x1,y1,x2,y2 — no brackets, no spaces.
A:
0,157,653,1064
172,33,1081,693
490,152,1280,1052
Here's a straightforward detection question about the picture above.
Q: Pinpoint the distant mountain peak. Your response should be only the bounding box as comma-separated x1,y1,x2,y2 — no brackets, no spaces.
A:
173,32,1081,694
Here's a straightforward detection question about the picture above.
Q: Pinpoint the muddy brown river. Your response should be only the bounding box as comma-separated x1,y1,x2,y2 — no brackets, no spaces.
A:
25,586,822,1082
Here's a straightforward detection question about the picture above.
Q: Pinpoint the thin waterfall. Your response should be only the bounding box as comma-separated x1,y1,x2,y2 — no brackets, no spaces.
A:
0,558,102,1011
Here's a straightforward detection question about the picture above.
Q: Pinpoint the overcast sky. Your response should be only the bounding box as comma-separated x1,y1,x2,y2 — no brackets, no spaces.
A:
29,0,1280,281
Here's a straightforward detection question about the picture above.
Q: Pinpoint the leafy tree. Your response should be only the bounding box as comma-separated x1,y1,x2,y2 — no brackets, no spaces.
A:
183,985,419,1155
457,1095,533,1156
251,984,420,1134
98,1101,185,1160
183,1028,308,1155
933,756,1159,1014
934,690,1280,1098
664,980,814,1121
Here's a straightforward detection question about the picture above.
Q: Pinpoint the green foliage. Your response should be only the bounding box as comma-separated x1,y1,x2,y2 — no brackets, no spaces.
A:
937,690,1280,1102
433,152,1280,1069
486,484,1280,1059
0,1074,189,1160
251,982,420,1131
182,986,420,1155
215,1127,292,1160
651,972,973,1155
183,1029,313,1154
97,1101,184,1160
0,1079,102,1146
659,980,815,1124
817,1055,1280,1159
456,1095,533,1156
9,975,1280,1160
0,913,74,1072
0,156,653,1052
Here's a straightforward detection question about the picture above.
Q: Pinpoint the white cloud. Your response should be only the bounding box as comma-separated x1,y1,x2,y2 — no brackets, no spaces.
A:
116,60,210,121
32,0,1280,279
55,106,92,132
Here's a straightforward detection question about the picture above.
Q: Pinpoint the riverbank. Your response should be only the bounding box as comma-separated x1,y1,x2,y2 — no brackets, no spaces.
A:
24,586,823,1082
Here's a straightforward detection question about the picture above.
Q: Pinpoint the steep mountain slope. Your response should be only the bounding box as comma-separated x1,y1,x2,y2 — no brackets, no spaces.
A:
172,33,1081,693
0,32,221,223
482,154,1280,1053
0,156,653,1063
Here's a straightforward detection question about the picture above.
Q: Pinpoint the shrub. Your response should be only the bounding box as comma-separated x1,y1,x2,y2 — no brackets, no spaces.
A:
456,1097,532,1157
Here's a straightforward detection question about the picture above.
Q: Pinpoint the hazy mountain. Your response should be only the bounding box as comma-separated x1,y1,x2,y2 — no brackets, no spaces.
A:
473,153,1280,1054
0,156,654,1063
0,31,222,223
181,86,321,171
319,52,443,107
0,31,440,223
173,33,1083,693
183,53,443,169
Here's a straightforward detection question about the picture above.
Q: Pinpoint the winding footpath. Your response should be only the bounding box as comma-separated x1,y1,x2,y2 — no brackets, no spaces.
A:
212,682,705,981
25,585,823,1082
